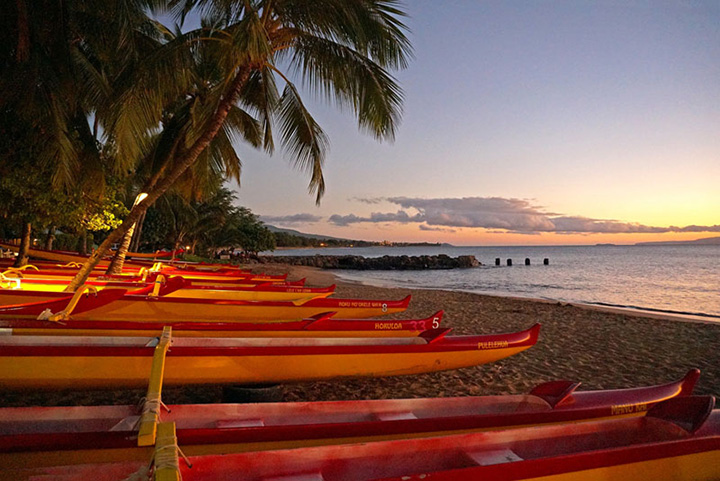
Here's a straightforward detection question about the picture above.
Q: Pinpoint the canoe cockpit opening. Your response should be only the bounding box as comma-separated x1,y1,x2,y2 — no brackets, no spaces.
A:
466,448,524,466
373,411,418,421
215,418,265,429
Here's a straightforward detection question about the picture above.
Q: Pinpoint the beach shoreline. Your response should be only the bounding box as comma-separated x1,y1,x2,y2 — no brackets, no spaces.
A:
2,263,718,408
329,269,720,326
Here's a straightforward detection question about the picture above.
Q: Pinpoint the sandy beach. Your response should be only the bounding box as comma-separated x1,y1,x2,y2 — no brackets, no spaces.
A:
2,263,719,407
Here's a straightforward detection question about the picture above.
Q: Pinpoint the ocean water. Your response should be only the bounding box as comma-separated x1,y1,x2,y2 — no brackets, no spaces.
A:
266,245,720,319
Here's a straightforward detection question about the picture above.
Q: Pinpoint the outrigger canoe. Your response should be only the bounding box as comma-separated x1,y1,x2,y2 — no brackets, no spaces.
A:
0,276,335,301
0,370,698,468
1,266,301,288
1,263,288,284
0,283,409,321
13,396,717,481
0,310,444,338
0,324,540,389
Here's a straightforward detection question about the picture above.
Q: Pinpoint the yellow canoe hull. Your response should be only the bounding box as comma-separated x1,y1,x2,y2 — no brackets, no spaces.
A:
0,347,528,390
71,299,404,322
0,282,332,301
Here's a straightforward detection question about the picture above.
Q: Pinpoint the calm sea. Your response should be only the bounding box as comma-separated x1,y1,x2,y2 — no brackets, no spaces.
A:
266,245,720,320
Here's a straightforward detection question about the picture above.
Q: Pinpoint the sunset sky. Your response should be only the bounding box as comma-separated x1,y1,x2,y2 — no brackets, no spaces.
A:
227,1,719,246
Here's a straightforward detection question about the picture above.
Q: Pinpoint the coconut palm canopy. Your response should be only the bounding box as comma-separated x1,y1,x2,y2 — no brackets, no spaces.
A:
1,0,412,289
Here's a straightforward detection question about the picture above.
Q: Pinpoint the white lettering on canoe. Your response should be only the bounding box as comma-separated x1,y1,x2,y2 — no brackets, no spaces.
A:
338,301,387,308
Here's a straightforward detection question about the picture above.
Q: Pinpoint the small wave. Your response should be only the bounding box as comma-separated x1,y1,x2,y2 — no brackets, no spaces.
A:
585,301,720,320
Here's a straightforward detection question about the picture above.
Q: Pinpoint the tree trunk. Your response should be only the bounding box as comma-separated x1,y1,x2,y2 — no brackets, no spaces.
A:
64,66,252,292
105,227,134,275
13,221,31,267
15,0,30,62
105,208,144,275
44,226,56,250
77,230,88,256
130,211,146,252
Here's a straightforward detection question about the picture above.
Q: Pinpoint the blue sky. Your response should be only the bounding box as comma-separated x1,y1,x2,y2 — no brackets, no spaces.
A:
218,1,720,245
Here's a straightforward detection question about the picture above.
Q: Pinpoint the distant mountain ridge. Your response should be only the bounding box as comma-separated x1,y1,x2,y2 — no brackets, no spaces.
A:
635,236,720,246
264,224,351,241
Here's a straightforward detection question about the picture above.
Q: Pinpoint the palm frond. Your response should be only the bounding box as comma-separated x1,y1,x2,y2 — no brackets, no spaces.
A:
277,80,328,203
290,33,403,140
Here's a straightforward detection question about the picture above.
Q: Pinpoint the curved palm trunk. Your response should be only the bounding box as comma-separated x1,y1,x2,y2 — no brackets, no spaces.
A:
105,221,136,275
64,66,252,292
13,221,31,268
130,211,146,252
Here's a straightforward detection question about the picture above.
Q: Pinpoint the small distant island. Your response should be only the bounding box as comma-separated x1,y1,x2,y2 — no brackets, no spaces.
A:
634,236,720,246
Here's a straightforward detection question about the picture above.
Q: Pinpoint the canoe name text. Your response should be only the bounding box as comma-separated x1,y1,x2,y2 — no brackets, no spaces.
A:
477,340,509,350
610,403,648,415
338,301,389,309
375,322,404,330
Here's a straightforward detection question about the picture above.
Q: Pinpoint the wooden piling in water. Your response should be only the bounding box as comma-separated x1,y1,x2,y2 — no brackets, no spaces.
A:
495,258,500,266
507,259,512,266
525,258,530,265
544,258,549,265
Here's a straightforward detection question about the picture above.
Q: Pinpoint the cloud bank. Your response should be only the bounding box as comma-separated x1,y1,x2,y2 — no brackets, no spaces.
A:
327,196,720,234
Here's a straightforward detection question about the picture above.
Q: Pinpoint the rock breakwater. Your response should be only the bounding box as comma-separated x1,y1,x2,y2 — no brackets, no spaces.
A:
258,254,481,270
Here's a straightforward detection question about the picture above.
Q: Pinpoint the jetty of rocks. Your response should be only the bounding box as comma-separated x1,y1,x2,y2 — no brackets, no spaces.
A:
258,254,481,270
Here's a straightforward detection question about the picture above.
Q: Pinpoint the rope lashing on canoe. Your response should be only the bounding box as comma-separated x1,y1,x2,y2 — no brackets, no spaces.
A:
134,396,170,429
121,423,190,481
152,422,191,481
137,326,173,447
36,284,98,322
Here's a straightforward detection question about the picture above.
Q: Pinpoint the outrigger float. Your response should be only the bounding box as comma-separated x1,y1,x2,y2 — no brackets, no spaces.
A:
9,397,717,481
0,367,699,469
0,323,540,389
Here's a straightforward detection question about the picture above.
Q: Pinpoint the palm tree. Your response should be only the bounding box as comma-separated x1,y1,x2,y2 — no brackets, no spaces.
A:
60,0,412,291
1,0,173,266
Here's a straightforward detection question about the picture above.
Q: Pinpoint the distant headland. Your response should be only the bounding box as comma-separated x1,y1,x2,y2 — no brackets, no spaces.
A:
267,225,453,249
634,236,720,246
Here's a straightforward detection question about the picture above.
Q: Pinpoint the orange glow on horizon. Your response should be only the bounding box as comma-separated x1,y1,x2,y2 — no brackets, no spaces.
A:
314,224,718,246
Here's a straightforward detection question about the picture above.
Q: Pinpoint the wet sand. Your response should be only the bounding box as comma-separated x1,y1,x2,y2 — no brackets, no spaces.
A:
2,264,719,407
